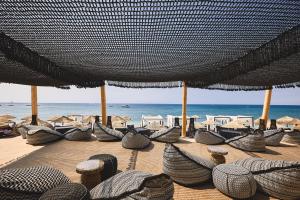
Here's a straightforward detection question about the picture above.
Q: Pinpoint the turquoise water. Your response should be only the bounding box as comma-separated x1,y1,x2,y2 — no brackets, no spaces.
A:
0,103,299,125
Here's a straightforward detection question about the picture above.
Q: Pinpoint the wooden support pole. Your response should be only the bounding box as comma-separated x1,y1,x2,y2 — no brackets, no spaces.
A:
182,81,187,137
261,89,272,126
100,85,107,125
31,86,38,125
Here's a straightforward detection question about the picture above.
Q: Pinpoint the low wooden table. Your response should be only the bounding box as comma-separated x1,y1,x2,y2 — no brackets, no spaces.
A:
76,160,104,190
207,146,228,165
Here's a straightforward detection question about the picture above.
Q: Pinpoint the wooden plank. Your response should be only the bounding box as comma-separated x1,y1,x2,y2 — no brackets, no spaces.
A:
100,85,107,125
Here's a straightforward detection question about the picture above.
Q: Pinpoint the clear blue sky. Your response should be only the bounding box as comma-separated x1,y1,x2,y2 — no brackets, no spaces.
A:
0,83,299,105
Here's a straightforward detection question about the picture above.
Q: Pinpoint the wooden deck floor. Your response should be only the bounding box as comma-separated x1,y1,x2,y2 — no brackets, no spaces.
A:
1,137,299,200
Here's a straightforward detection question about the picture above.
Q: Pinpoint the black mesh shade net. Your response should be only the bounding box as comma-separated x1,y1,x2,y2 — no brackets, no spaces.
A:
0,1,299,90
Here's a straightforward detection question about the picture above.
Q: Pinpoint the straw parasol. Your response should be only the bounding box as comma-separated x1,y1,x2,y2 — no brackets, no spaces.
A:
202,120,215,126
49,116,74,124
277,116,295,125
194,122,206,129
0,117,14,123
294,124,300,131
82,115,96,124
221,120,246,129
0,114,16,119
290,118,300,126
48,115,62,122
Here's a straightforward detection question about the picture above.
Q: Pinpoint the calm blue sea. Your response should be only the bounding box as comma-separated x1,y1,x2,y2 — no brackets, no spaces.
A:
0,103,299,125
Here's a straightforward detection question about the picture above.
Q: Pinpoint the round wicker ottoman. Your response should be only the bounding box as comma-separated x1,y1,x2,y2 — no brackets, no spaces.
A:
207,146,228,164
76,160,104,190
212,164,257,199
39,183,90,200
88,154,118,181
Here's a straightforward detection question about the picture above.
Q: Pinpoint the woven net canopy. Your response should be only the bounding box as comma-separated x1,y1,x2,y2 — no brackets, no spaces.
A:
0,1,300,90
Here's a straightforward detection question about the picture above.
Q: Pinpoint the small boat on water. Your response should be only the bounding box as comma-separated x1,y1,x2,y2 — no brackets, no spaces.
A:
121,105,130,108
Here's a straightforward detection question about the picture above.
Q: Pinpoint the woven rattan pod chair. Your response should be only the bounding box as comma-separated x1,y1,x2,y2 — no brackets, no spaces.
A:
263,129,285,146
27,127,64,145
212,164,257,199
93,122,123,141
226,130,266,152
282,131,300,144
163,143,216,186
194,130,225,145
39,183,90,200
90,170,174,200
150,126,181,143
88,154,118,181
234,158,300,200
0,166,70,200
122,131,151,149
64,127,92,141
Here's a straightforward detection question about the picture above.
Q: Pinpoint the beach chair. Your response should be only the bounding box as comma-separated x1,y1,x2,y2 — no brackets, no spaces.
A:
122,131,151,149
234,158,300,200
93,122,123,141
150,126,181,143
163,143,215,186
27,126,64,145
194,130,225,145
263,128,285,146
64,127,92,141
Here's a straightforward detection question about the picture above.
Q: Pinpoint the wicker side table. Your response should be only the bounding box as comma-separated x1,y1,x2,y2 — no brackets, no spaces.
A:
76,160,104,190
207,146,228,165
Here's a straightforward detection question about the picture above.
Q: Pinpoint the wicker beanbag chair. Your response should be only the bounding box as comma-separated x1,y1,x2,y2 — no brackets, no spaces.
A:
163,143,216,186
93,122,123,141
64,127,92,141
264,129,285,146
194,130,225,145
282,131,300,144
0,166,70,200
88,154,118,181
39,183,89,200
90,170,174,200
150,126,181,143
225,131,266,152
122,132,151,149
16,125,40,139
213,164,257,199
27,127,63,145
234,158,300,200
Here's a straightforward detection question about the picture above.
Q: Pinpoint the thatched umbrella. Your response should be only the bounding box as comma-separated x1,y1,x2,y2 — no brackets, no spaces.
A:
0,117,14,123
277,116,295,125
82,115,96,124
20,116,53,128
294,124,300,131
202,120,215,125
221,120,246,129
290,118,300,126
48,115,62,122
194,122,206,129
0,114,16,119
49,116,74,124
111,116,130,128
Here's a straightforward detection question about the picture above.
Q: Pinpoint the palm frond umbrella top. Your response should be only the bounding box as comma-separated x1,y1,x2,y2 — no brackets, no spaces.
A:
47,115,62,122
294,124,300,131
49,116,74,123
202,120,215,126
0,117,14,123
277,116,295,125
0,114,16,119
82,115,96,124
221,120,246,129
111,116,130,123
290,118,300,126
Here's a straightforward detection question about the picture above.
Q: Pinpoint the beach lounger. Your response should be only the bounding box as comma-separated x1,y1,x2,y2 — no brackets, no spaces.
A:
225,130,266,152
39,183,89,200
163,143,216,186
263,129,285,146
64,127,92,141
194,130,225,145
27,127,64,145
122,131,151,149
90,170,174,200
234,158,300,200
149,126,181,143
93,122,123,141
0,166,70,200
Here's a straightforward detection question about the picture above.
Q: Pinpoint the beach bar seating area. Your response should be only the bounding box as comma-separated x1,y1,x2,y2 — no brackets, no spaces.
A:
1,0,300,200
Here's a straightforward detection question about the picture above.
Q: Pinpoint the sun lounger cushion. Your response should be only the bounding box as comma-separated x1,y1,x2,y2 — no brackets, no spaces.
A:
39,183,89,200
93,122,123,141
90,170,174,200
234,158,300,200
212,164,257,199
264,129,285,146
225,131,266,152
88,154,118,181
64,127,92,141
27,127,63,145
150,126,181,143
163,143,216,186
194,130,225,145
0,166,70,200
122,132,151,149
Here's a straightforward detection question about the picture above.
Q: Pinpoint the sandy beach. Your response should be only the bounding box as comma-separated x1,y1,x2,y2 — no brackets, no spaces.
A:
0,136,44,168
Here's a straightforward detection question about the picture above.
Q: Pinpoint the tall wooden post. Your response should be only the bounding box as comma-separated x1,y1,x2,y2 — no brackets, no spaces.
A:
261,89,272,126
31,86,38,125
100,85,107,125
182,81,187,137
